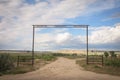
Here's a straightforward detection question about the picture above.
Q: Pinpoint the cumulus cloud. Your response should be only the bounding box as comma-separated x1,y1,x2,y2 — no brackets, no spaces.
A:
55,32,71,44
88,24,120,50
34,30,86,50
33,24,120,50
89,25,120,44
0,0,120,50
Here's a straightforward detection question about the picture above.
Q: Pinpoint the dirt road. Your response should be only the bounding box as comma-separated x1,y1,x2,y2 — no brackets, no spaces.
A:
0,57,120,80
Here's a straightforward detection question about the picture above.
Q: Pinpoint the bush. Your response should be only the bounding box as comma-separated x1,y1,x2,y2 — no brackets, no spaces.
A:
109,51,116,58
72,53,77,56
35,54,55,61
105,58,120,67
0,53,14,72
104,51,109,58
52,53,70,56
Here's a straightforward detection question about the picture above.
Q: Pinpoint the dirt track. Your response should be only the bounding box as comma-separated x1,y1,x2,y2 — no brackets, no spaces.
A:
0,57,120,80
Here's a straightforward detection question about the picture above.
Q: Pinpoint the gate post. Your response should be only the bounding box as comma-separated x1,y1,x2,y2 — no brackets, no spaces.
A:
17,56,19,67
86,26,89,65
32,26,35,66
102,55,104,66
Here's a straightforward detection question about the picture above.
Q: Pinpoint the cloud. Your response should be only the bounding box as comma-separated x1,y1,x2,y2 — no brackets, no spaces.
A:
88,24,120,50
89,25,120,44
0,0,120,50
34,24,120,50
55,32,71,44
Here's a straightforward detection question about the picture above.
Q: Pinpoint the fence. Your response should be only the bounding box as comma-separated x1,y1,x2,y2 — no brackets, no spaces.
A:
87,55,104,66
17,56,32,67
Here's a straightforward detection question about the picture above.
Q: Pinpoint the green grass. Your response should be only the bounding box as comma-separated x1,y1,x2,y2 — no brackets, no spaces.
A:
104,58,120,67
35,54,56,61
76,59,120,76
0,53,57,76
64,55,86,59
52,53,86,59
1,66,34,74
0,53,15,72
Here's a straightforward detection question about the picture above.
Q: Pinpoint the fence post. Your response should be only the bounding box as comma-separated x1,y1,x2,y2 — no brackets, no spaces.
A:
102,55,104,66
17,56,19,67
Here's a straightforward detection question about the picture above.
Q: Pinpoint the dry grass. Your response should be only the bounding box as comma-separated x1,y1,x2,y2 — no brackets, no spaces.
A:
54,50,86,54
0,58,57,76
76,60,120,76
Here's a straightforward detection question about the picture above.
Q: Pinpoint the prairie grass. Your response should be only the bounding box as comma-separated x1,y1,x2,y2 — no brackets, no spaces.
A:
0,53,56,76
76,58,120,76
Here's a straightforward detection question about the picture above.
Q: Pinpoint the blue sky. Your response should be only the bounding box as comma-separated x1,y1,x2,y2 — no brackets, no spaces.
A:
0,0,120,51
65,7,120,26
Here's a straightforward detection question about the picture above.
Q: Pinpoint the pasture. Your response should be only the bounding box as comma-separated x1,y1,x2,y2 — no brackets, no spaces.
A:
0,50,120,76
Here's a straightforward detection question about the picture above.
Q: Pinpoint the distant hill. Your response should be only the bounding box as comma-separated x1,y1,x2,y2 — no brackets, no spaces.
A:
53,50,87,55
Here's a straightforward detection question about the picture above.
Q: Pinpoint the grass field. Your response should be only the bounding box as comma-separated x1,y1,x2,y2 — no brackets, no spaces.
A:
76,57,120,76
0,50,120,76
0,52,56,76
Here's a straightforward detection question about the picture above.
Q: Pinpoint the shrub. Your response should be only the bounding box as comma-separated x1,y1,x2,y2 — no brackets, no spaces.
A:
35,54,55,61
0,53,14,72
109,51,116,58
105,58,120,67
104,51,109,58
42,54,55,61
72,53,77,56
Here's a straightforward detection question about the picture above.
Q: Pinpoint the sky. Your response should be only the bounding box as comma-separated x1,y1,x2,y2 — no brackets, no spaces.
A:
0,0,120,51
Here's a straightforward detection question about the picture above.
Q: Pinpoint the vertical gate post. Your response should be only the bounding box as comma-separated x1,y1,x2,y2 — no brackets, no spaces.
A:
17,56,19,67
32,26,35,66
86,26,88,64
102,55,104,66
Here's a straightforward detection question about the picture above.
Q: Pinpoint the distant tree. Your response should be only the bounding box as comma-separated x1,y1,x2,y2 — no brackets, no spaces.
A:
104,51,109,58
27,51,30,53
109,51,116,58
72,53,77,56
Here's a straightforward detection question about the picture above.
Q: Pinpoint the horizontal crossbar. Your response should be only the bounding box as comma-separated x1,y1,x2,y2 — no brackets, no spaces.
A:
33,25,89,28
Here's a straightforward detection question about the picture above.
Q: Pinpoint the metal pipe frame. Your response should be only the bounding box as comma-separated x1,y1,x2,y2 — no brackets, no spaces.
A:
32,25,89,66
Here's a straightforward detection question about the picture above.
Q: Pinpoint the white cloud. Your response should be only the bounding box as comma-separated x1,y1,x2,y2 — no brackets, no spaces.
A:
55,32,71,44
89,25,120,44
33,24,120,50
0,0,120,50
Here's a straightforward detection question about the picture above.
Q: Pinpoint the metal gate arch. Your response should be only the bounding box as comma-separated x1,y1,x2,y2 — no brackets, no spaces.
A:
31,25,89,66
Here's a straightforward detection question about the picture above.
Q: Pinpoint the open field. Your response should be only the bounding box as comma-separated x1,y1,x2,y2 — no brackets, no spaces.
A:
0,52,56,76
0,57,120,80
76,59,120,76
0,50,120,80
0,50,120,55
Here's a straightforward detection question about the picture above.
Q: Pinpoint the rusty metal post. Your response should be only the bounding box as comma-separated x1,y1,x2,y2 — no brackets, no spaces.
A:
86,26,88,65
32,26,35,66
17,56,19,67
102,55,104,66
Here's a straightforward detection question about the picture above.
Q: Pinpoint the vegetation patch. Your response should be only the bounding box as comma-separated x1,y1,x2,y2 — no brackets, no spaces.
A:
52,53,86,59
0,53,14,72
76,59,120,76
105,58,120,67
36,54,56,61
0,53,57,76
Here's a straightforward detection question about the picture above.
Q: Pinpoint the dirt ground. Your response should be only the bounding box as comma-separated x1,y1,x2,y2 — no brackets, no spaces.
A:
0,57,120,80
